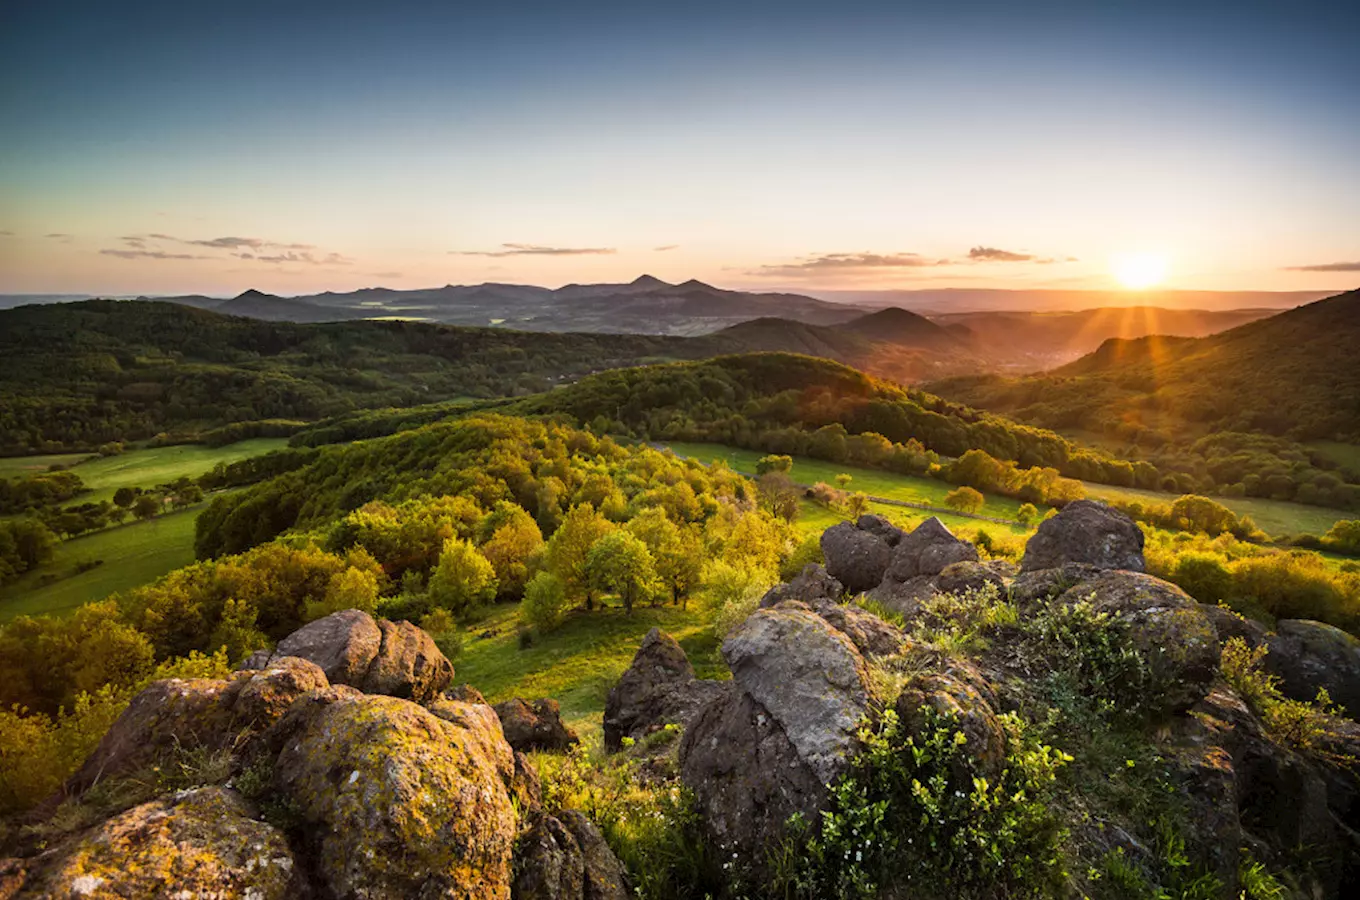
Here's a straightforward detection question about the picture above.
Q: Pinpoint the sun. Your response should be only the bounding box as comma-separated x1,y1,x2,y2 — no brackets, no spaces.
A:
1111,253,1169,290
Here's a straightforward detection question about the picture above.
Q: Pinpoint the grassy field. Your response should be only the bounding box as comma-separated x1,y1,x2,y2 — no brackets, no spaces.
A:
1080,481,1348,540
46,439,290,506
662,441,1032,538
454,601,725,746
1309,441,1360,479
0,453,90,478
0,508,199,622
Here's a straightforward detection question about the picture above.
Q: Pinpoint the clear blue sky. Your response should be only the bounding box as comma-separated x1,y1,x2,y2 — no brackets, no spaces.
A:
1,0,1356,295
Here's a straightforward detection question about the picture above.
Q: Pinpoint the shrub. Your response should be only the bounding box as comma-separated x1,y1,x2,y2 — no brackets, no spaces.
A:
522,571,570,632
944,486,985,514
1219,637,1348,755
427,537,498,617
700,560,773,637
774,707,1068,900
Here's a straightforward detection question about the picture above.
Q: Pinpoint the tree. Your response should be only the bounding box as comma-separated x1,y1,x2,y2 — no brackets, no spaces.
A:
1169,495,1239,536
835,473,853,490
845,492,870,519
428,538,498,616
757,472,801,523
944,486,985,515
585,530,659,613
755,454,793,476
479,503,544,599
132,494,160,521
626,507,703,605
521,571,569,632
545,503,615,609
305,566,381,621
1323,520,1360,555
113,487,137,509
1016,503,1040,526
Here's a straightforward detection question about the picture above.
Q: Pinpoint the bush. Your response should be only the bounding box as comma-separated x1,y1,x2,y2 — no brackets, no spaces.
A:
944,486,985,515
427,537,498,617
1219,637,1348,755
774,707,1068,900
701,560,773,637
522,571,570,633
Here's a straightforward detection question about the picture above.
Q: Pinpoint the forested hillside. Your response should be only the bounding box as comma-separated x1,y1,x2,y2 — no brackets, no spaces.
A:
0,299,691,453
930,289,1360,509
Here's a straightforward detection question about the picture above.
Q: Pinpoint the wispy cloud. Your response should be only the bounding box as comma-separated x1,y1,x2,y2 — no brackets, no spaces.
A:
654,244,679,252
1285,260,1360,272
753,252,950,277
100,249,207,260
0,230,14,237
451,243,617,257
967,246,1034,262
45,233,73,242
187,236,315,250
233,250,352,266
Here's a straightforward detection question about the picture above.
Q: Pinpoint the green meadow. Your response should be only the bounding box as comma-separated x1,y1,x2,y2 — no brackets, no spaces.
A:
1080,481,1348,540
47,438,289,505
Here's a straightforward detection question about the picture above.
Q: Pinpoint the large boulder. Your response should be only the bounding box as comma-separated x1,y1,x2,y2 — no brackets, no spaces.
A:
557,811,631,900
1059,571,1219,713
494,698,579,753
721,607,871,784
270,692,519,899
680,606,873,861
68,658,329,794
820,521,893,594
16,787,304,900
513,814,584,900
799,599,906,658
244,610,454,703
895,671,1008,778
1266,620,1360,719
603,628,725,752
679,686,827,861
933,559,1008,598
885,517,979,582
759,563,843,608
1021,500,1145,573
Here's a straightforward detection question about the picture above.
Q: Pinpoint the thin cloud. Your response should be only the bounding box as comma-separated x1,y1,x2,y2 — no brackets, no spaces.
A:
45,233,73,242
754,252,950,277
0,230,14,237
451,243,617,257
187,236,315,250
654,244,679,252
100,249,207,260
968,246,1035,262
1285,260,1360,272
234,250,352,265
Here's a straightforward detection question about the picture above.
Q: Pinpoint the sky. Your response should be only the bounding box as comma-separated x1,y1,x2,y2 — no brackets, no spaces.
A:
1,0,1357,297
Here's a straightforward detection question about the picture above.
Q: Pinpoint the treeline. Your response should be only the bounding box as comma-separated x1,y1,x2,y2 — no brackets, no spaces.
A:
0,299,692,454
0,518,57,585
511,353,1159,490
0,470,86,514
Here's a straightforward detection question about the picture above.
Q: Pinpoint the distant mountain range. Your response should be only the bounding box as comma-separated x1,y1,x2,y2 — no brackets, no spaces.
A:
0,277,1318,371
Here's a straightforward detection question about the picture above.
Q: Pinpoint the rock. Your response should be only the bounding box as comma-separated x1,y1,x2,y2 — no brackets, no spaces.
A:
494,698,579,753
1020,500,1145,573
510,750,544,813
885,517,979,581
679,685,827,862
253,608,383,684
855,514,904,546
18,787,304,899
895,672,1007,778
514,814,584,900
863,576,936,620
1009,563,1104,606
244,610,455,703
603,629,726,752
448,683,489,704
795,599,905,658
1199,604,1270,650
68,660,328,794
820,522,893,594
933,559,1007,597
558,810,631,900
0,859,22,900
1266,620,1360,719
1060,571,1219,713
759,564,843,608
271,692,518,899
721,607,872,785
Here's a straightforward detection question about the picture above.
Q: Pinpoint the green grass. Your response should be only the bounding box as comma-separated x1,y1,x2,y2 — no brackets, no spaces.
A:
453,600,725,746
0,509,199,622
51,439,289,506
0,453,90,478
663,442,1032,538
1080,481,1348,540
1308,441,1360,479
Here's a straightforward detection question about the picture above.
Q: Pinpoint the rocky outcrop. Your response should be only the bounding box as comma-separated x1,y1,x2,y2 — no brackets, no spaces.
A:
800,598,906,658
270,692,519,899
513,812,630,900
1060,571,1219,713
758,563,843,608
820,520,894,593
69,657,329,794
1267,620,1360,718
679,605,872,860
886,516,979,581
603,628,724,752
895,671,1007,777
243,609,454,703
16,787,305,899
1020,500,1145,573
494,698,579,753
